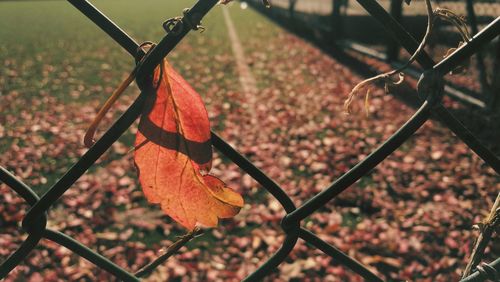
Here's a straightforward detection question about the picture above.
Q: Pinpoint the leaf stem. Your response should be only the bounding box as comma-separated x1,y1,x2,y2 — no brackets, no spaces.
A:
135,227,204,278
84,70,137,148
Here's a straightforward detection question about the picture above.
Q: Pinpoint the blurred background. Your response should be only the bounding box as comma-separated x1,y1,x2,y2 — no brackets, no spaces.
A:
0,0,499,281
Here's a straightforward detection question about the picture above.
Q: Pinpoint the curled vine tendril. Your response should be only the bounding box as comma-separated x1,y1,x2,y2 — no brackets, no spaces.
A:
344,0,471,115
162,8,205,36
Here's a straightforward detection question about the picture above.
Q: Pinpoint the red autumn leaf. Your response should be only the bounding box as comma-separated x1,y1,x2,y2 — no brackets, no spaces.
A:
134,60,244,230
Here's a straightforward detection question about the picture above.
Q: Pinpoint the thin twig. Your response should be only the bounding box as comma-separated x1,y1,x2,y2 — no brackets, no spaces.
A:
434,8,471,42
434,8,472,74
344,0,469,115
462,193,500,279
394,0,434,73
135,227,204,278
344,0,434,114
83,42,156,148
83,70,137,148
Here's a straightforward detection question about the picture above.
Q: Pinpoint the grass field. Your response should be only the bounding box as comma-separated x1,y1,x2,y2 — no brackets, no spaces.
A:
0,0,243,104
1,1,499,281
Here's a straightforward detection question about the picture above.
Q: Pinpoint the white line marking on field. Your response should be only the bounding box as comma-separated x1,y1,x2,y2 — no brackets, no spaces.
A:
222,6,258,113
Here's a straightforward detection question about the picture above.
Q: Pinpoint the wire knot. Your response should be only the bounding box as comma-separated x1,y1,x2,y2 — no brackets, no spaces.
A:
135,41,157,91
135,41,156,63
417,70,444,106
162,8,205,36
475,262,498,281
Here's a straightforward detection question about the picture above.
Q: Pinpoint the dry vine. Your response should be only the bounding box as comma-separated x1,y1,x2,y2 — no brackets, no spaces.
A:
344,0,471,115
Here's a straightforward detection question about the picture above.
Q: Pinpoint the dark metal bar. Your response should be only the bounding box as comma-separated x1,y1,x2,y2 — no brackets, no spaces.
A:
211,133,296,213
67,0,139,56
299,228,384,282
488,37,500,110
289,0,298,28
465,0,491,105
331,0,343,40
2,0,497,280
387,0,403,62
65,1,291,201
340,39,486,107
135,0,219,80
356,0,500,175
211,134,299,281
357,0,500,82
0,166,39,205
434,105,500,174
465,0,479,36
434,17,500,77
355,0,435,68
44,229,139,282
22,92,147,230
14,2,296,280
243,227,300,281
459,258,500,282
0,168,46,279
0,229,46,279
22,0,219,230
283,100,432,225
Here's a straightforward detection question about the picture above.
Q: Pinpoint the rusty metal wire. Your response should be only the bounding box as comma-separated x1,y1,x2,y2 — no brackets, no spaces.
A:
0,0,499,281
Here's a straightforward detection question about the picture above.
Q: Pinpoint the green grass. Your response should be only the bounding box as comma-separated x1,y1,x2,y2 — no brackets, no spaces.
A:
0,0,240,103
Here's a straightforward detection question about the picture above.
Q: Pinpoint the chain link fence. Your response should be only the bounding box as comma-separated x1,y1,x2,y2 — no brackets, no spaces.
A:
250,0,500,109
1,0,499,281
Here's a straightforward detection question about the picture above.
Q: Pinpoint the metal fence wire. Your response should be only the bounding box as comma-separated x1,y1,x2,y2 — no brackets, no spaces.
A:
250,0,500,110
0,0,499,281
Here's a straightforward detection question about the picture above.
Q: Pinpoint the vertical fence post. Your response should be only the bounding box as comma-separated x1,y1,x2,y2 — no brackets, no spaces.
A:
387,0,403,61
331,0,343,41
465,0,495,110
489,39,500,112
466,0,493,110
289,0,297,29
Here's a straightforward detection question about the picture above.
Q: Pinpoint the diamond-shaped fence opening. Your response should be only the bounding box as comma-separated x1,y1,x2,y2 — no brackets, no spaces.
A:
0,0,499,281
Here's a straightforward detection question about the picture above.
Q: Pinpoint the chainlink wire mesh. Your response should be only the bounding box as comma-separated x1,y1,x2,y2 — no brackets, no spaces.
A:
0,0,499,281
